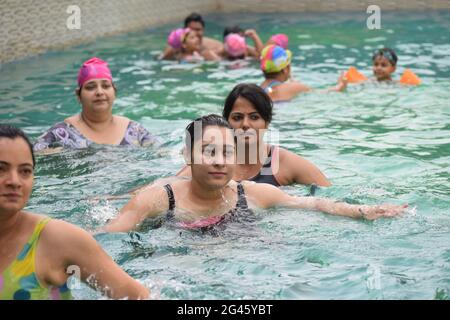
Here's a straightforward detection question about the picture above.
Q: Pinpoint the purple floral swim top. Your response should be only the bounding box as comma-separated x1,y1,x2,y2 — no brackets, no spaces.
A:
33,121,159,151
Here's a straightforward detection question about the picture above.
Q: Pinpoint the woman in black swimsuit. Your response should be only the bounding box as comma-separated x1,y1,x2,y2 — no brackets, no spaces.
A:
100,114,406,234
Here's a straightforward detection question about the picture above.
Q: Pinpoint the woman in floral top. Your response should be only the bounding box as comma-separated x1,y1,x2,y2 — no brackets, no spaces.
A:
34,57,158,152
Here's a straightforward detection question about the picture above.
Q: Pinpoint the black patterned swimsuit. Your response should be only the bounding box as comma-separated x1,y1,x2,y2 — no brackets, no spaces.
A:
163,182,251,231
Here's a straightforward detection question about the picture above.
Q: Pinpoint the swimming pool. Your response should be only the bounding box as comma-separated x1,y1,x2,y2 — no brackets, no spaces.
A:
1,11,449,299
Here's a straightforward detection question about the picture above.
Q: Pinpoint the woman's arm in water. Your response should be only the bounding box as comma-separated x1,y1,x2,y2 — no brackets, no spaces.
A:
268,81,312,101
98,185,168,233
245,182,407,220
40,219,150,299
278,148,331,187
271,73,347,101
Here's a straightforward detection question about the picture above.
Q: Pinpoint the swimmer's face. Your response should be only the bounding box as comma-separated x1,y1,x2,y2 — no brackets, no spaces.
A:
190,126,236,190
372,56,396,81
187,21,204,41
78,79,116,114
183,32,201,53
0,138,34,216
228,97,268,147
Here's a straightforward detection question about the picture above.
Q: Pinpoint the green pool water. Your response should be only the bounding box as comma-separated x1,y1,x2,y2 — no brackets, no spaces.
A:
0,11,449,299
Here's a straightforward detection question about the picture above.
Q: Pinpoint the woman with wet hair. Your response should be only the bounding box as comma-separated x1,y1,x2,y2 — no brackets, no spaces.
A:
0,125,149,300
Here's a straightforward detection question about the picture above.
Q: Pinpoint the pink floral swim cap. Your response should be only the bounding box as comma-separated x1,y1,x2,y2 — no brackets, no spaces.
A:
167,28,191,49
269,34,289,49
224,34,247,58
77,57,112,87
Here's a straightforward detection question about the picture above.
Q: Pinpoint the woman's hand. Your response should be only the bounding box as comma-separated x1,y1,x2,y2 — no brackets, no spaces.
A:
244,29,257,39
359,204,408,220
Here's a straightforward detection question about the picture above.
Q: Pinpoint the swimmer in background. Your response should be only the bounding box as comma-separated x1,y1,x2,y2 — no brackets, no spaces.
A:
260,45,347,102
33,57,159,153
345,48,421,85
167,28,220,63
265,33,289,50
218,25,264,60
372,47,398,82
159,12,223,60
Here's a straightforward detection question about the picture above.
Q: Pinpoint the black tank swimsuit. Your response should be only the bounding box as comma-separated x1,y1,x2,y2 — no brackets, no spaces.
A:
247,145,281,187
163,182,250,231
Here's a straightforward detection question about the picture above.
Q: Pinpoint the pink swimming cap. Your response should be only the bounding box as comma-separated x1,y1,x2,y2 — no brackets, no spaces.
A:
167,28,187,50
77,57,113,88
224,34,247,58
269,34,289,49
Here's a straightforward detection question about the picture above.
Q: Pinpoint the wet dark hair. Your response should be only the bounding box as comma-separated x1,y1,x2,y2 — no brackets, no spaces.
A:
185,114,234,158
223,25,244,39
184,13,205,28
0,124,35,168
372,47,398,66
223,83,273,124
